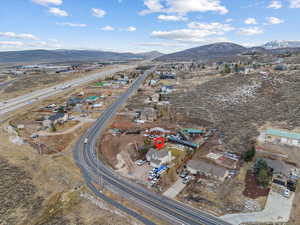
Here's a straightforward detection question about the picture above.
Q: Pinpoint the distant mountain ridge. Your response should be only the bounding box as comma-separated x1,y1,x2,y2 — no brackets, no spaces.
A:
156,42,247,62
262,40,300,49
0,49,163,64
136,51,164,59
155,41,300,62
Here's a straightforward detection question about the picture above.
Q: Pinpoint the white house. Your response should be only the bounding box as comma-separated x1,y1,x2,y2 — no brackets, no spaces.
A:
146,148,172,168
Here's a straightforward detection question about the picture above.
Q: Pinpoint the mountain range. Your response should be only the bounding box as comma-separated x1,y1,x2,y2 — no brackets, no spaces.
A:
155,41,300,62
1,40,300,64
0,49,164,64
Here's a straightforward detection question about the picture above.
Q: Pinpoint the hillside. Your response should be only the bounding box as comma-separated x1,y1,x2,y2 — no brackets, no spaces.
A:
0,49,144,64
156,42,247,62
136,51,164,59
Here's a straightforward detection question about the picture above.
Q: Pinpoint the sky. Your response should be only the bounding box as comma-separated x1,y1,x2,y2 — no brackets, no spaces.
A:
0,0,299,53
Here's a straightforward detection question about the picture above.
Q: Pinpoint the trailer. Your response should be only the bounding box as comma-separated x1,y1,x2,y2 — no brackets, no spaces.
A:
168,136,199,149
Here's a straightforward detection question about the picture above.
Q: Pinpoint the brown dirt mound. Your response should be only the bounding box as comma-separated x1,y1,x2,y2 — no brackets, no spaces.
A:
243,170,270,199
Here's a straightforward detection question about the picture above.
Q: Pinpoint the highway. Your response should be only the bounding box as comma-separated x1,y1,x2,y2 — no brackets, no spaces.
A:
73,70,232,225
0,65,136,116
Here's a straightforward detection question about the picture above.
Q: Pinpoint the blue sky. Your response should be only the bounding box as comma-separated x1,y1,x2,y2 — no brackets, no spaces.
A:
0,0,299,53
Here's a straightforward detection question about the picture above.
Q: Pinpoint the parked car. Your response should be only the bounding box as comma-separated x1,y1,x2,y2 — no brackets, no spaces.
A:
30,133,39,139
283,189,290,198
180,170,189,178
151,180,158,185
182,176,192,184
135,160,146,166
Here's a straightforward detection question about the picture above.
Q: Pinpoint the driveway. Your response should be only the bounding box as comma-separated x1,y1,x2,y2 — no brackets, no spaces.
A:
163,178,186,198
221,191,294,225
38,117,95,136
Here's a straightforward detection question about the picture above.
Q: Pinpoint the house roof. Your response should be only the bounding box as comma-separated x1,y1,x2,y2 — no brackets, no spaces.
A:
156,149,169,158
48,113,65,121
182,128,205,134
266,128,300,140
187,160,228,178
150,159,161,167
86,96,99,101
147,148,169,160
263,158,294,177
68,97,84,105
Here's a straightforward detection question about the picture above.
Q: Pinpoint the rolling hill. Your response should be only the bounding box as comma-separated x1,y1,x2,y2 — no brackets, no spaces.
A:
156,42,247,62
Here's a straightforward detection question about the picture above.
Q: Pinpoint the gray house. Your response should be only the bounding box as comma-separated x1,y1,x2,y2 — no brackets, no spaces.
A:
187,159,229,182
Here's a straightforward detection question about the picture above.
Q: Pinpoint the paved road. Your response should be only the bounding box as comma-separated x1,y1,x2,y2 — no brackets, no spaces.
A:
73,70,232,225
0,65,136,116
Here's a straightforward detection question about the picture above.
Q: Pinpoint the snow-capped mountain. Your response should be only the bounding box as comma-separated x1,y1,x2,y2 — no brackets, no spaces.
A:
263,40,300,49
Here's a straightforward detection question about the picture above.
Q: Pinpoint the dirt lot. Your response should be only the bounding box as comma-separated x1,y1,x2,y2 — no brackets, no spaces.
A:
243,170,270,199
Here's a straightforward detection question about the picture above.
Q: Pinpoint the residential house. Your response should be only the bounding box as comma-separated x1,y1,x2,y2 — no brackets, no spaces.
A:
67,97,84,107
146,148,172,168
161,86,173,94
43,113,68,128
263,158,299,180
186,159,229,182
274,64,288,71
264,128,300,147
255,158,299,190
160,74,176,79
140,107,157,122
86,96,99,103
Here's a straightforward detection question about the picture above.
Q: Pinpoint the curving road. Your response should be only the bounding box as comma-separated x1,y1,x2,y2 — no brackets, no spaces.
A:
73,70,232,225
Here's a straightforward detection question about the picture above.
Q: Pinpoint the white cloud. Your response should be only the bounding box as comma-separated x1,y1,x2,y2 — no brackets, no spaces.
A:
267,0,283,9
32,0,62,6
0,40,63,51
157,14,187,21
225,18,233,23
124,26,137,32
29,41,62,49
289,0,300,8
142,0,163,14
56,22,87,27
0,32,39,40
238,27,264,35
48,7,68,16
91,8,106,18
244,18,257,25
140,0,228,15
101,26,115,31
0,41,24,46
48,38,59,42
151,29,222,42
266,16,284,24
188,22,235,32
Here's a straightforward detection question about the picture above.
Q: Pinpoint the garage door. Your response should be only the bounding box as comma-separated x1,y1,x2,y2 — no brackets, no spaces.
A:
292,139,299,146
